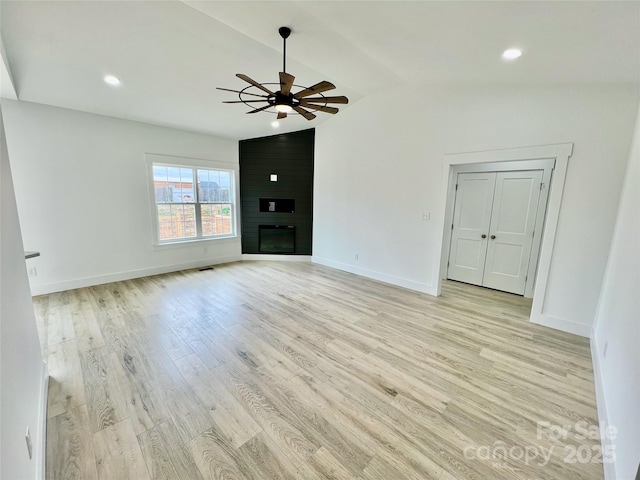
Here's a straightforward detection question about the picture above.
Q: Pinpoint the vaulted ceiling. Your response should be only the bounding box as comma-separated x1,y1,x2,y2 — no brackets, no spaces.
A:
1,1,638,140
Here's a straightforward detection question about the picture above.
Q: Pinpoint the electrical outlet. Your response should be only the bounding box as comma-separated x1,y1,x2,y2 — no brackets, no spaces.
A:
421,212,431,221
28,267,37,277
25,427,32,459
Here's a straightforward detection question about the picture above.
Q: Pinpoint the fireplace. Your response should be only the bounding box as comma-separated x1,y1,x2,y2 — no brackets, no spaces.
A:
259,225,295,254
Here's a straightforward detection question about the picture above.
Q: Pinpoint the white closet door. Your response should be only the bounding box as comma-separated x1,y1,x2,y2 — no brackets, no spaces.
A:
483,170,543,295
447,172,496,286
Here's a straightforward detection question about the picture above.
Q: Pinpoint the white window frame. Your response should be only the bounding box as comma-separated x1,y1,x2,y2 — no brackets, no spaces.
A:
146,153,238,246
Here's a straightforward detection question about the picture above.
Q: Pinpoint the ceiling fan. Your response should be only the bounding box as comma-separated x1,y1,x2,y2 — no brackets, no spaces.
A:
217,26,348,121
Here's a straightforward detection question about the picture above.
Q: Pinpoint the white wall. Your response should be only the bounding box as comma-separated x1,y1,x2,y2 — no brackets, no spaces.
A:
1,103,47,479
314,84,639,334
3,100,241,295
592,104,640,480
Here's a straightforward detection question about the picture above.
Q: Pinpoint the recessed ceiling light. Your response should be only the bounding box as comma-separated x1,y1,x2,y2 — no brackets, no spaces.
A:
104,75,121,86
271,121,280,128
502,48,523,61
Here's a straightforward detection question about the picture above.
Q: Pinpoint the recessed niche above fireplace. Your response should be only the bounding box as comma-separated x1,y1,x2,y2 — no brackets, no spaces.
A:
259,198,295,213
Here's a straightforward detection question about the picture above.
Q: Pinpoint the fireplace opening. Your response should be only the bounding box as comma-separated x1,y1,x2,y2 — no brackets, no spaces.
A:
259,225,295,254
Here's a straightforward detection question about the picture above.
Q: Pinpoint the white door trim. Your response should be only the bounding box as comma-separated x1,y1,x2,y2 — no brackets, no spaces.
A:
441,159,554,297
434,143,574,332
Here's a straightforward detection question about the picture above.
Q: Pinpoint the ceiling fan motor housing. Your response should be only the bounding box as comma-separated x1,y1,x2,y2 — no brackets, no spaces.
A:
271,91,297,108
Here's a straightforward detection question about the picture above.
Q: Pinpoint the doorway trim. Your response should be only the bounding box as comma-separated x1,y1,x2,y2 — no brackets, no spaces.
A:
441,159,554,298
434,143,574,332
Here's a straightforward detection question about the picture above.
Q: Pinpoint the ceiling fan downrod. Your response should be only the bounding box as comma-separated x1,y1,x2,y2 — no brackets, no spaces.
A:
279,26,291,73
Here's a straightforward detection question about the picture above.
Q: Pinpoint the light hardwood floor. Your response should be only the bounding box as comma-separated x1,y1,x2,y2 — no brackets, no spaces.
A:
35,261,603,480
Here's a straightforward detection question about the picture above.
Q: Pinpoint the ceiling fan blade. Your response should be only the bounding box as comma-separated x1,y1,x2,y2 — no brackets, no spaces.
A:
279,72,295,96
302,96,349,105
236,74,275,95
293,81,336,98
246,105,273,114
223,100,269,103
277,112,287,119
216,87,268,99
298,102,339,114
293,106,316,121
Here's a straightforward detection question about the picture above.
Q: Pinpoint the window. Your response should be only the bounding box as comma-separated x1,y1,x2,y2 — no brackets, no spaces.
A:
148,156,236,244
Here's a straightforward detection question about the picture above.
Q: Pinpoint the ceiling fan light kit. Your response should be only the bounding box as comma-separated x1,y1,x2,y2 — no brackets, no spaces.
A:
217,26,349,121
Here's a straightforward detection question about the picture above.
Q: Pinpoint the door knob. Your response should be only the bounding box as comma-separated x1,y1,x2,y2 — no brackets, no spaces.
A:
481,234,487,238
490,235,496,240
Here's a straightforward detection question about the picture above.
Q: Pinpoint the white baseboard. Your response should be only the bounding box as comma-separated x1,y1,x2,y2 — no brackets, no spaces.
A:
31,253,592,340
36,361,49,480
312,256,436,295
30,253,312,296
241,254,312,262
590,331,617,480
29,254,242,296
530,312,591,338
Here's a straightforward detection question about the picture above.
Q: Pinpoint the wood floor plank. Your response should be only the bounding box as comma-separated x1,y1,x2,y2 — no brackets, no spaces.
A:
188,337,229,370
321,369,468,479
79,346,128,433
226,324,304,380
107,334,171,429
138,420,204,480
236,432,298,480
300,446,359,480
357,453,435,480
36,262,603,480
210,361,320,466
92,418,151,480
46,405,98,480
112,366,162,436
240,316,331,382
174,353,262,449
47,307,76,346
71,308,106,353
138,424,180,480
249,368,375,476
47,340,86,418
189,424,252,480
146,352,215,443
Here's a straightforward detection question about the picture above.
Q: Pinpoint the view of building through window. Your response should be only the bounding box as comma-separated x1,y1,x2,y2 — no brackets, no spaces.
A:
152,163,234,242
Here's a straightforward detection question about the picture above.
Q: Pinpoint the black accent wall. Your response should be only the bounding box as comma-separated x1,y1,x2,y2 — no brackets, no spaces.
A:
239,129,314,255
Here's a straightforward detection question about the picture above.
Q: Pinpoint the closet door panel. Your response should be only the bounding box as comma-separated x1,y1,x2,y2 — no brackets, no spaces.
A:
483,170,543,294
447,172,496,286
